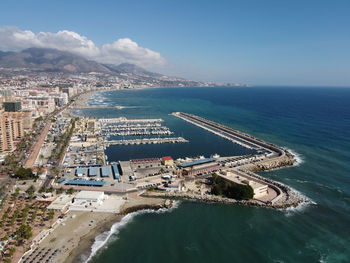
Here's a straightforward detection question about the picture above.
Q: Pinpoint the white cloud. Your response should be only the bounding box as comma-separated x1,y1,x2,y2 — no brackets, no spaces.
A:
0,26,166,67
101,38,166,67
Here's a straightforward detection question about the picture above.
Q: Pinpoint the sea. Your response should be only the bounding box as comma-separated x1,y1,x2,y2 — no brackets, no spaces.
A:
74,86,350,263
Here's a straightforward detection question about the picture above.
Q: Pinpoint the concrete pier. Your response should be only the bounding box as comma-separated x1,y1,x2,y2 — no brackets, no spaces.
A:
172,112,284,157
107,137,188,146
99,117,163,123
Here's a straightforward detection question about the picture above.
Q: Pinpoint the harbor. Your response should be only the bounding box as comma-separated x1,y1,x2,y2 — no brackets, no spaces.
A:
100,121,173,137
6,89,318,263
106,137,188,146
58,111,304,208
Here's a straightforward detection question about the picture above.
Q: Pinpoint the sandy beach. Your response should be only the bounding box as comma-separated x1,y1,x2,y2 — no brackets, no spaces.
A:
66,195,168,263
22,194,168,263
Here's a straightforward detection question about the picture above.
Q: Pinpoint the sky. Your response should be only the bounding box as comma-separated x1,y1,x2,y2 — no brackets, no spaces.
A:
0,0,349,86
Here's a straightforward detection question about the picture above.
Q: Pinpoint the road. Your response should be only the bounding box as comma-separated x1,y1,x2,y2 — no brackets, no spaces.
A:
24,121,51,168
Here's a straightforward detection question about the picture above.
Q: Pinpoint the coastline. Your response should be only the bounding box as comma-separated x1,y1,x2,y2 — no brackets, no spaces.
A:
62,196,171,263
61,88,309,263
63,213,123,263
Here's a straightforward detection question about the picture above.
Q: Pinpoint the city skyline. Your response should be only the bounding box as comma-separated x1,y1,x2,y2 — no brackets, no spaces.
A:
0,0,350,86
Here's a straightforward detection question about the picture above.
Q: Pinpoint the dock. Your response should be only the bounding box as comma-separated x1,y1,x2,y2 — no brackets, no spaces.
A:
171,112,284,157
107,137,188,146
101,122,173,136
99,117,163,123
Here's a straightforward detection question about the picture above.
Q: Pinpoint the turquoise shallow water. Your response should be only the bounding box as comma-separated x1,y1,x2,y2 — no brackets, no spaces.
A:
78,86,350,263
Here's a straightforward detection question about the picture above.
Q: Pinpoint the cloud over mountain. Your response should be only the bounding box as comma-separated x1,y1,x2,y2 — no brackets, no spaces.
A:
0,26,166,68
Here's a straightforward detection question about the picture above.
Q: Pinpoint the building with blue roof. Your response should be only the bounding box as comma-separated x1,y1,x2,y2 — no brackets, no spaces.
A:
75,168,86,177
112,164,121,180
65,179,106,187
101,166,111,177
88,167,99,177
57,178,66,184
177,158,217,168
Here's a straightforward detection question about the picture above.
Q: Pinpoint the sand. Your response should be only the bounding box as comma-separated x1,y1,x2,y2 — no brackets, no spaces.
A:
21,194,167,263
64,195,167,263
27,211,118,263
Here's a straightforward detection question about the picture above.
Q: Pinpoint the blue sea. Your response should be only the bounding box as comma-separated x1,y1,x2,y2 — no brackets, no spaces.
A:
76,86,350,263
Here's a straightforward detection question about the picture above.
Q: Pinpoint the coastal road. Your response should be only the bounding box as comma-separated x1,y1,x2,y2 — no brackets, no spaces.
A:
24,121,51,168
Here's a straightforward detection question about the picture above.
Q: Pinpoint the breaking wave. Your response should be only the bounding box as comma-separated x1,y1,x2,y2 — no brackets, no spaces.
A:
86,201,181,262
284,147,304,166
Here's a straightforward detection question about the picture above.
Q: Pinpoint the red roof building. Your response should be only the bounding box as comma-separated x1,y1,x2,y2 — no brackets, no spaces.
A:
162,156,174,166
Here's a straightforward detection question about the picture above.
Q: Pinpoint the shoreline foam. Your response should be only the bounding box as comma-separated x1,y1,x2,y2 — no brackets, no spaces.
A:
86,200,180,262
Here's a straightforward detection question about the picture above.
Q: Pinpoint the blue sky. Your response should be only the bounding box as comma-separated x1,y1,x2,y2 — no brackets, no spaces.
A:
0,0,349,86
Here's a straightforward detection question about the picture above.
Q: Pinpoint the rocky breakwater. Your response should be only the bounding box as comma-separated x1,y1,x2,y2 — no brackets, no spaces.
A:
247,149,297,172
241,169,308,209
142,190,306,210
121,199,174,215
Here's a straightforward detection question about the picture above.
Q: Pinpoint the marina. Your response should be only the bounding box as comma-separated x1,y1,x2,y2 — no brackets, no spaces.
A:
106,137,188,145
101,122,173,137
99,117,163,123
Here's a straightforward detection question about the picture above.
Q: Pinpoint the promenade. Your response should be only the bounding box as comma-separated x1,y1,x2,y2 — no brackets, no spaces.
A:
24,121,51,168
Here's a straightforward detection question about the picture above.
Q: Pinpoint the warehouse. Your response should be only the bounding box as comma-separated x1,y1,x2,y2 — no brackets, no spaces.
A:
112,164,121,180
101,166,111,177
88,167,99,177
182,163,220,176
178,158,219,176
75,167,86,177
65,179,106,187
177,158,217,168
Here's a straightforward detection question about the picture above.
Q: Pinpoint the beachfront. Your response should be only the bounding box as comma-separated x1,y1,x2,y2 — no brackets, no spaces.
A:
12,90,309,263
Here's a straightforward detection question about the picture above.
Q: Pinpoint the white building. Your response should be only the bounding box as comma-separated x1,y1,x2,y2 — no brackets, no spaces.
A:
221,172,268,199
74,191,105,206
244,180,268,198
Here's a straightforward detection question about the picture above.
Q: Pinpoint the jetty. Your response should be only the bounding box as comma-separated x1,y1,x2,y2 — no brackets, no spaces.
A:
99,117,163,123
106,137,188,146
101,122,173,136
172,112,284,156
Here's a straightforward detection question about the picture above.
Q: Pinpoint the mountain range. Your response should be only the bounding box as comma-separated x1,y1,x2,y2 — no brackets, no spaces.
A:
0,48,175,79
0,48,245,87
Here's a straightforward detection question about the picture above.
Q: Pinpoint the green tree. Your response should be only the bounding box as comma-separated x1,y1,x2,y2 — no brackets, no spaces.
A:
26,185,36,200
8,247,16,257
38,186,46,193
15,224,32,240
48,210,55,221
56,187,64,194
211,174,254,200
30,207,38,223
66,188,74,195
14,167,34,180
11,187,20,201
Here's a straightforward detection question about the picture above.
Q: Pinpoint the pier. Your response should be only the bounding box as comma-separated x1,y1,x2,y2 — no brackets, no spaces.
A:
107,137,188,146
99,117,163,123
101,122,173,136
172,112,284,157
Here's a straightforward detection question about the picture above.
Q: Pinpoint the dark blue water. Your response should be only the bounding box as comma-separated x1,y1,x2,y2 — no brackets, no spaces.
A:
81,86,350,263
